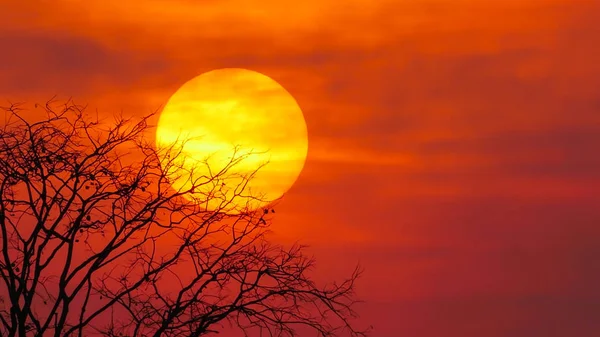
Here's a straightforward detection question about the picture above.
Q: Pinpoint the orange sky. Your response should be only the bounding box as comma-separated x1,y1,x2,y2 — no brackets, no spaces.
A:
2,0,600,335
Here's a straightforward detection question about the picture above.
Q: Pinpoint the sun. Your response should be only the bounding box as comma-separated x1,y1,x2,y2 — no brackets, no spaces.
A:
155,68,308,213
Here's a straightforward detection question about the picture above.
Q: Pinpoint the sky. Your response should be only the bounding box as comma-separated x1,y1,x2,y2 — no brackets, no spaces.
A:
1,0,600,336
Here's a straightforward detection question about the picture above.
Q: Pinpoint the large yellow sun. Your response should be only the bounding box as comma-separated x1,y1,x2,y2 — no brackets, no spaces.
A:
155,68,308,213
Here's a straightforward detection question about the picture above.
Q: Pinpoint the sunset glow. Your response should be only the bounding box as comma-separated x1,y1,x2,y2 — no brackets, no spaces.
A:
2,0,600,335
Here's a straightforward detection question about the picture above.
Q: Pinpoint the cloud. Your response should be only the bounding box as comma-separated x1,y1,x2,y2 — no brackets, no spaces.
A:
0,30,168,98
360,296,600,337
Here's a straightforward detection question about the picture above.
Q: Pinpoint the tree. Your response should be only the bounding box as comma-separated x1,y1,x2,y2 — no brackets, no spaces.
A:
0,100,366,337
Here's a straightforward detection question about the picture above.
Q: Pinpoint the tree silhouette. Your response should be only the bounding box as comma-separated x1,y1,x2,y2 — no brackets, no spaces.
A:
0,100,366,337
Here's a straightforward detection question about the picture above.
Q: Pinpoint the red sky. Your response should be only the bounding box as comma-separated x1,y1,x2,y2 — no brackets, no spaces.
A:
2,0,600,336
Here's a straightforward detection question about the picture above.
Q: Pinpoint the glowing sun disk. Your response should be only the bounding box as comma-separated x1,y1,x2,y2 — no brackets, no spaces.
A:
155,68,308,213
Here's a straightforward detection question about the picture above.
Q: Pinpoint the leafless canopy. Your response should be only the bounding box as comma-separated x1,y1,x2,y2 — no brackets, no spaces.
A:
0,100,367,337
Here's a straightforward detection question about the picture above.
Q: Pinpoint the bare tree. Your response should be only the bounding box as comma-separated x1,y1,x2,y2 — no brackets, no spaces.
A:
0,100,367,337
